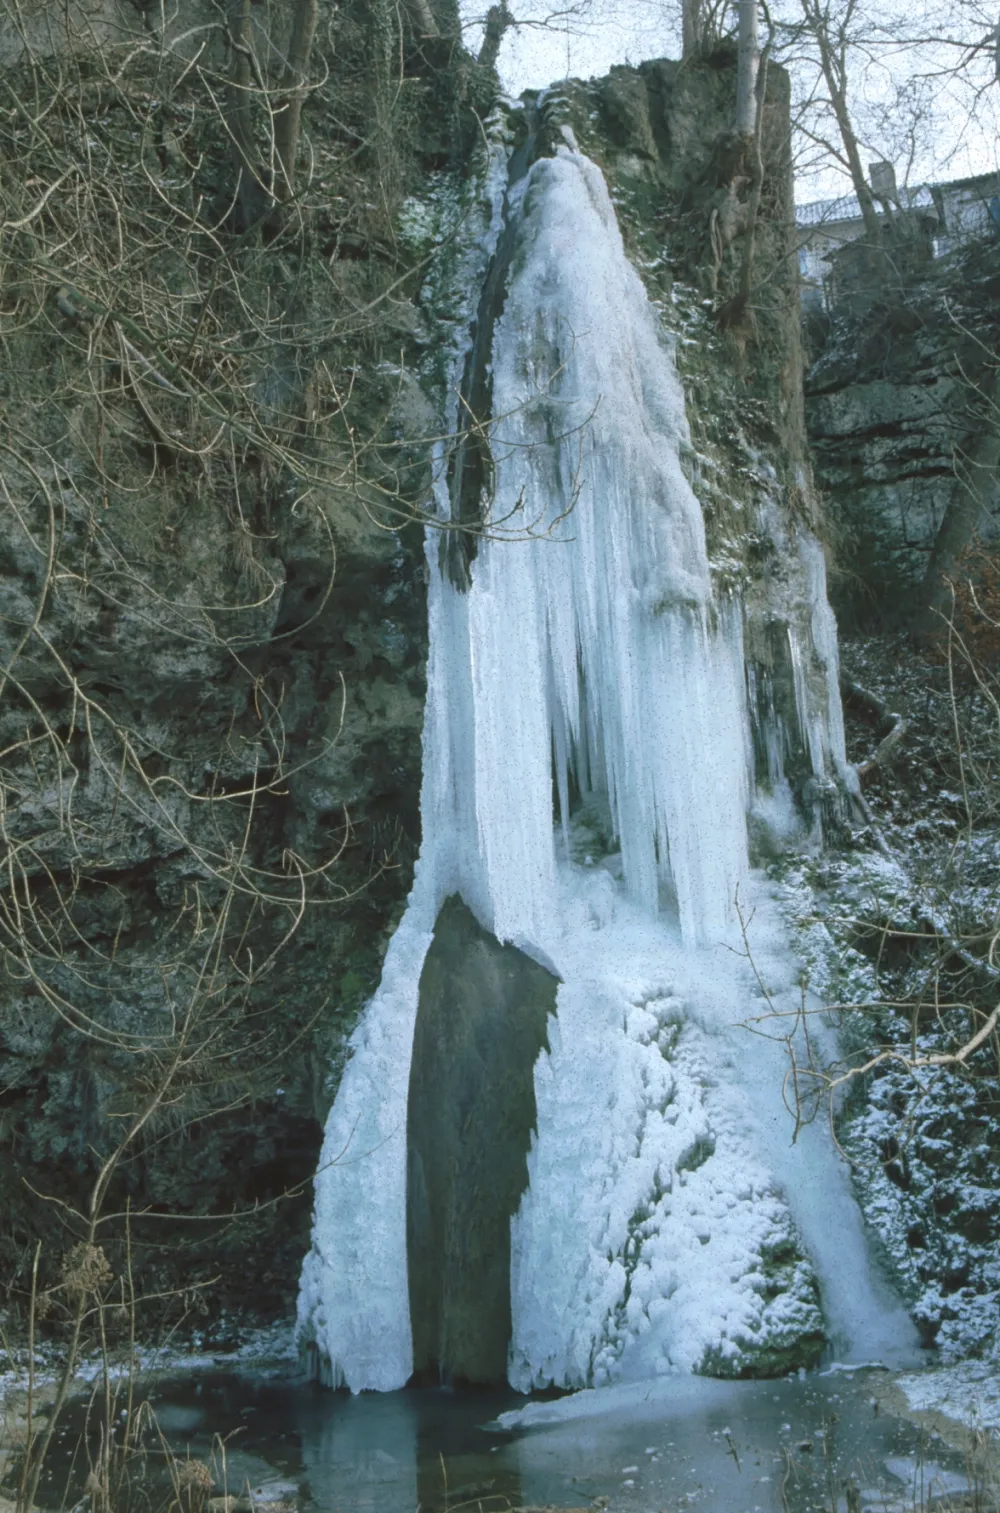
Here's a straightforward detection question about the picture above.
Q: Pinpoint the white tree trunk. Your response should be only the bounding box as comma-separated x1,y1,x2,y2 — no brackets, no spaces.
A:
735,0,760,138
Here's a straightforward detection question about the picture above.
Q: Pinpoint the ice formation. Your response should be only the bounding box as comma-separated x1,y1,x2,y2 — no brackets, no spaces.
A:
297,142,917,1393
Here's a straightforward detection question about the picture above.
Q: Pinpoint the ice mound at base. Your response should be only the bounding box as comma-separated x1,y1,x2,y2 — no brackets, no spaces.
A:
507,862,920,1388
296,141,919,1393
509,872,821,1389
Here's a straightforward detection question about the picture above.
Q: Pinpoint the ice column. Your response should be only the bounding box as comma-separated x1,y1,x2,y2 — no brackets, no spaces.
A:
478,146,750,945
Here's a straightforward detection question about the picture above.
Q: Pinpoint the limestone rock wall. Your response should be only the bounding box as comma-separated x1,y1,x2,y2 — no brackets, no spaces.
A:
0,0,450,1326
0,411,430,1323
804,242,1000,629
407,898,555,1386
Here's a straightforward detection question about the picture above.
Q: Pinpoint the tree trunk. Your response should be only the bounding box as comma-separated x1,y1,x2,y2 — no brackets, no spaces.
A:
478,2,513,72
921,394,1000,632
274,0,320,202
407,0,440,37
720,32,771,325
822,60,881,240
682,0,703,58
735,0,760,139
804,2,882,243
227,0,268,227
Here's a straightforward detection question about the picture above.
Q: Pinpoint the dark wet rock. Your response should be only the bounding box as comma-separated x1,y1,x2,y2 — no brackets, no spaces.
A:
407,895,557,1385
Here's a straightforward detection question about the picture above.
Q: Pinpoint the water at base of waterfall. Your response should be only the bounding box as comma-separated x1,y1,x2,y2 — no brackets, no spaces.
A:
30,1366,975,1513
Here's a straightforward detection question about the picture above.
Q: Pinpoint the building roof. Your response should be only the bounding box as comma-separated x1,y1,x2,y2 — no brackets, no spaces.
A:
796,183,936,227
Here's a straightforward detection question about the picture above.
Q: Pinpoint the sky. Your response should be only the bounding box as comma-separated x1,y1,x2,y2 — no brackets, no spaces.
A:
457,0,1000,203
460,0,679,98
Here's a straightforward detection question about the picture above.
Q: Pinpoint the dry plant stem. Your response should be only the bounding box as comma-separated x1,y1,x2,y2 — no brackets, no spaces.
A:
20,1281,90,1513
17,1243,42,1512
830,1002,999,1087
737,855,1000,1133
117,1212,138,1489
780,1445,794,1512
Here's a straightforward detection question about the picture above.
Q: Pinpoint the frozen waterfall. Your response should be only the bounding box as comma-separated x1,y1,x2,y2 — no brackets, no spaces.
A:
297,141,918,1393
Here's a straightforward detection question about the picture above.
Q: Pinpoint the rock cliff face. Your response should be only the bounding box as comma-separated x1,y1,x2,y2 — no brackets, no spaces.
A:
0,0,461,1323
805,241,1000,629
0,346,431,1320
407,898,555,1386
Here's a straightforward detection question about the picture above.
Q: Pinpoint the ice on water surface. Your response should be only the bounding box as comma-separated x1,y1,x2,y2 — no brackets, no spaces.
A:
296,145,917,1393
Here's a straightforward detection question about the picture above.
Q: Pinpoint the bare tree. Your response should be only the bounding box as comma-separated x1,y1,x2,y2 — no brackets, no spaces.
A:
224,0,321,226
789,0,883,239
478,0,516,69
408,0,443,36
458,0,607,78
274,0,321,201
680,0,703,55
